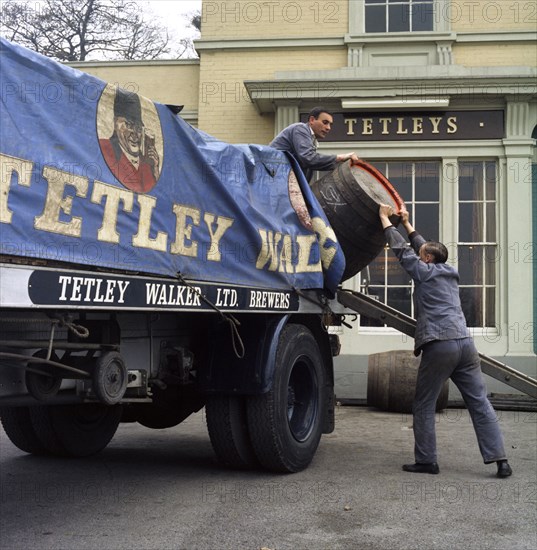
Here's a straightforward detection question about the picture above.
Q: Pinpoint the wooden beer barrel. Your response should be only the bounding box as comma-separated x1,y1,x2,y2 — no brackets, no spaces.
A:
367,350,449,413
311,160,404,281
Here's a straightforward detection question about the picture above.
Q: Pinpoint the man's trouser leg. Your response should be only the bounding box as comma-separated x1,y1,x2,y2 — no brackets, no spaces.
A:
412,340,459,463
450,338,507,463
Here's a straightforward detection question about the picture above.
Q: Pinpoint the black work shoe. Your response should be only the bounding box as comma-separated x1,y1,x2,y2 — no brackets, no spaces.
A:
496,461,513,478
402,462,440,474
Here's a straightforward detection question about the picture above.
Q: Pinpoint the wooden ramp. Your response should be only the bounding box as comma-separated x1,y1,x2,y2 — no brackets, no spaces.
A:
337,289,537,399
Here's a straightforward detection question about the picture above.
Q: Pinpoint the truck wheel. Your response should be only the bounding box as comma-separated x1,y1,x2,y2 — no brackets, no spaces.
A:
247,324,326,473
25,350,62,402
206,395,259,469
29,404,122,457
0,406,49,455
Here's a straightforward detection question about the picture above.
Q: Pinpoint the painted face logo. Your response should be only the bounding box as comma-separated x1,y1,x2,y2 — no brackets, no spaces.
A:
97,84,163,193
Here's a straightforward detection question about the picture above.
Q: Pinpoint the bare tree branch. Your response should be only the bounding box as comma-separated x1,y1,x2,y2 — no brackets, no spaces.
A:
0,0,182,61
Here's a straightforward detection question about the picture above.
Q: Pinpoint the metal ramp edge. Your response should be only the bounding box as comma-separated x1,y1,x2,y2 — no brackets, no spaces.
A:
337,289,537,399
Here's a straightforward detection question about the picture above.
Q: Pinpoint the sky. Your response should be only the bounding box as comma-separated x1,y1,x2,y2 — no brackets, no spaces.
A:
141,0,202,42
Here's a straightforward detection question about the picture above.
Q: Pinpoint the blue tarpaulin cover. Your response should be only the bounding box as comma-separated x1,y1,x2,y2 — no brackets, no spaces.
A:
0,38,345,293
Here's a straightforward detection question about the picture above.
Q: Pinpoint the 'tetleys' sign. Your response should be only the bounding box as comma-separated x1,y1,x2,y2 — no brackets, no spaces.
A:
306,111,504,141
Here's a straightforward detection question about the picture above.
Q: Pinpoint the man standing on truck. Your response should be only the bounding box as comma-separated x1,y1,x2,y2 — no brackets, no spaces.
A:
270,106,360,182
378,204,513,479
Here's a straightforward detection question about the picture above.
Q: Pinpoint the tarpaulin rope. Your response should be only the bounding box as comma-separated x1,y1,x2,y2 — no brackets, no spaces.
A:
175,273,245,359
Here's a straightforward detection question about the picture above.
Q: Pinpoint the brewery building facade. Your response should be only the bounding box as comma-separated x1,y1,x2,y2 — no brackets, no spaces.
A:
74,0,537,399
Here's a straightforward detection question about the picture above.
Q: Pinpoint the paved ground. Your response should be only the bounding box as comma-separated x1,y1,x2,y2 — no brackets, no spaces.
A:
1,405,536,550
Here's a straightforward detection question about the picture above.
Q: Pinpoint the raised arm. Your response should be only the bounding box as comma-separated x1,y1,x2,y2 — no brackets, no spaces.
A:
378,204,429,280
399,209,415,235
379,204,394,229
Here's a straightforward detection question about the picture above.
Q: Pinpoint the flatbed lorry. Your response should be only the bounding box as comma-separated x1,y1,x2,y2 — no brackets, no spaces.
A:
0,38,407,472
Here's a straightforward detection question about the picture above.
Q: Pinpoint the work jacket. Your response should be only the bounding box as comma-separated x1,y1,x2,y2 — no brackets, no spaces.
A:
270,122,336,182
384,226,471,352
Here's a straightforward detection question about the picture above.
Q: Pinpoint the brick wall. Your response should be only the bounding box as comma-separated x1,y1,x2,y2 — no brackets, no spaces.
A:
197,48,347,143
78,62,200,111
201,0,348,40
450,0,537,32
454,43,537,66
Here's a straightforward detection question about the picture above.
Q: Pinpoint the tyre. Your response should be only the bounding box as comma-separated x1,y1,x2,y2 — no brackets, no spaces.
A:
29,404,122,457
206,395,259,469
25,350,62,402
0,406,49,455
247,324,326,473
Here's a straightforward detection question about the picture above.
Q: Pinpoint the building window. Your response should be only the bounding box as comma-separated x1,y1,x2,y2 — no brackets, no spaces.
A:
359,159,497,329
457,161,497,328
365,0,434,33
360,161,440,326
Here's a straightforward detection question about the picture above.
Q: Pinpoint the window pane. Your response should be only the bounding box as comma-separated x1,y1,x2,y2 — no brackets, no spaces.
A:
485,246,497,285
387,287,412,317
387,162,412,197
394,179,412,201
458,246,483,285
485,287,495,327
460,287,480,327
486,203,496,241
366,5,386,32
414,203,438,241
415,162,439,201
391,176,411,201
389,5,410,32
459,203,482,242
485,161,496,200
459,162,481,200
412,2,434,31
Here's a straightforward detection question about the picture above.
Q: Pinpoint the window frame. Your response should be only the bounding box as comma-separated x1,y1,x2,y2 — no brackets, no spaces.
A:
359,160,441,326
364,0,435,34
349,0,450,35
357,158,499,330
456,160,498,328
